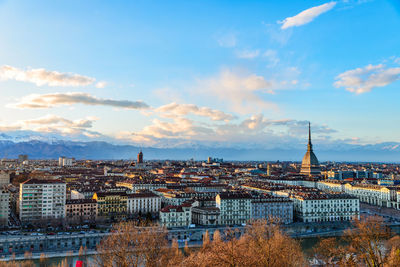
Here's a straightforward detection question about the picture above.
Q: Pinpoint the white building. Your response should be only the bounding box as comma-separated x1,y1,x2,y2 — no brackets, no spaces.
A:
127,191,161,215
216,192,252,226
159,202,195,228
58,157,74,167
19,179,66,223
116,181,167,192
344,183,396,208
290,192,359,223
0,188,10,227
316,180,345,193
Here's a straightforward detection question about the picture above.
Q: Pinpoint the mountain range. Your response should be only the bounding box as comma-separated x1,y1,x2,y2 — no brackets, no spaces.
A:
0,139,400,162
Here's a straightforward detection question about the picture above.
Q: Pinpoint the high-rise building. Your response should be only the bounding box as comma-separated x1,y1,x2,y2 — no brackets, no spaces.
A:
137,150,143,164
19,179,66,223
59,156,74,167
0,188,10,227
300,122,321,176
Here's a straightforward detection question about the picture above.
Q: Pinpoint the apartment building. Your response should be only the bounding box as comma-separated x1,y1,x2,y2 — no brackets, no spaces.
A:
216,192,252,226
191,206,220,226
0,188,9,227
93,191,127,220
159,202,193,228
316,180,345,193
127,191,161,215
344,183,397,208
65,199,97,223
19,179,66,223
251,196,293,224
116,180,167,192
290,192,359,223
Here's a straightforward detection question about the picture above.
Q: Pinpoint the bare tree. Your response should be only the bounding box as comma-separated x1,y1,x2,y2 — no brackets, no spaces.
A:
183,228,249,267
314,216,393,267
242,219,305,267
183,220,305,267
93,221,171,267
344,216,391,267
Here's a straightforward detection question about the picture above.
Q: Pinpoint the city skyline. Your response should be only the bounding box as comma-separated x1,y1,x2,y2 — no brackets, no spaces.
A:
1,0,400,152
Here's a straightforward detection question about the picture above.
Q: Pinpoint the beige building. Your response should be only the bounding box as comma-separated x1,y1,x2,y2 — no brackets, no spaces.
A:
93,192,128,220
65,199,97,223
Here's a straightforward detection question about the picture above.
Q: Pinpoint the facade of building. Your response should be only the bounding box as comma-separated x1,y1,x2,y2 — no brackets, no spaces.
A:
0,171,10,185
191,206,220,226
159,202,193,228
344,183,397,208
116,181,166,192
127,191,161,215
58,157,73,167
93,192,127,220
0,188,10,227
65,199,97,223
290,192,359,222
300,123,320,176
216,192,252,226
19,179,66,223
316,180,345,193
251,196,293,224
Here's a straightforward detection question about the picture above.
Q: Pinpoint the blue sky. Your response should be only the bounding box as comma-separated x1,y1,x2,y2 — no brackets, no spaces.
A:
0,0,400,148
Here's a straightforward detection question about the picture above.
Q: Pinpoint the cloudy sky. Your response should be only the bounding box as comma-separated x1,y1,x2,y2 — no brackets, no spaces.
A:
0,0,400,149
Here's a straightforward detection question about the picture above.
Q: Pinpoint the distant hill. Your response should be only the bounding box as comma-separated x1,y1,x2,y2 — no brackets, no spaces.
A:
0,139,400,162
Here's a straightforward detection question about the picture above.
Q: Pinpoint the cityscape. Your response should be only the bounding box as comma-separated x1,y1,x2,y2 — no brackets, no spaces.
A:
1,0,400,266
0,126,400,265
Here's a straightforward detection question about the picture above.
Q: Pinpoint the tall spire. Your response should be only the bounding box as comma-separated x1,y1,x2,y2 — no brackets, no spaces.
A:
308,122,312,149
301,121,320,176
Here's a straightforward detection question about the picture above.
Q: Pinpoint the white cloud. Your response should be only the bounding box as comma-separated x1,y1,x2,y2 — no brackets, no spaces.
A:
117,117,215,146
117,114,336,148
95,81,107,88
0,65,101,87
334,64,400,94
155,102,236,122
22,115,96,129
236,49,260,59
279,2,336,30
11,92,150,109
0,115,101,137
199,69,276,113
